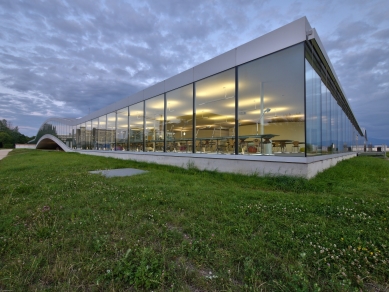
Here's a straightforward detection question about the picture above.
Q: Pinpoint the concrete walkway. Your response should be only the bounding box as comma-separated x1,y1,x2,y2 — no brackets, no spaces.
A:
0,149,13,160
89,168,148,178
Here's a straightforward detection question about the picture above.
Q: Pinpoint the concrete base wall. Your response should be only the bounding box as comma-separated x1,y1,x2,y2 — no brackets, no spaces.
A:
306,153,356,178
15,144,36,149
77,150,357,179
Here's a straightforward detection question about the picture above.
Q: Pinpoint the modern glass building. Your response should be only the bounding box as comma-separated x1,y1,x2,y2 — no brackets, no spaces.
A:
32,17,365,176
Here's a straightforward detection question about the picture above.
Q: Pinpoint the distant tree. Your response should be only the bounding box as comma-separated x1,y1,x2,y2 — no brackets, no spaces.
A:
0,119,33,147
0,132,12,148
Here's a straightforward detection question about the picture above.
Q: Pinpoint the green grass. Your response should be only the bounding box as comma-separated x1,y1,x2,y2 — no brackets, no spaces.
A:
1,149,388,291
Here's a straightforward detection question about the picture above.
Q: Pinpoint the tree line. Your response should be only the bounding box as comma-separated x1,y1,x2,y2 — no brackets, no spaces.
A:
0,119,34,148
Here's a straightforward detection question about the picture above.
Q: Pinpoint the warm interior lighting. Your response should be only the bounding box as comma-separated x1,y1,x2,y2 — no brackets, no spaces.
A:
208,115,234,121
196,82,235,98
237,98,270,107
198,87,234,106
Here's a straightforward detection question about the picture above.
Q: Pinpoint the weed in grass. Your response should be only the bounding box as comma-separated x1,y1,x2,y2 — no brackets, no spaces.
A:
110,247,169,289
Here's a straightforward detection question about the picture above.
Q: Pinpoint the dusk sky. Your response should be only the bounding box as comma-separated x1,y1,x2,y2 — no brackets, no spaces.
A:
1,0,388,144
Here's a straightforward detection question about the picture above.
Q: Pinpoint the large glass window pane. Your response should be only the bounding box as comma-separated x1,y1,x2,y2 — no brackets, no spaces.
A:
53,121,58,138
327,89,333,153
129,102,144,151
81,122,86,149
349,120,353,151
116,107,129,151
342,112,347,152
65,124,72,148
92,118,98,150
57,122,63,143
195,69,235,154
98,115,106,150
61,123,65,142
166,84,193,152
60,122,64,143
321,83,330,153
72,126,76,149
305,59,322,155
68,125,72,148
331,96,338,152
86,121,91,150
76,124,81,149
107,112,116,151
338,103,342,152
239,43,305,156
145,95,165,152
346,116,349,151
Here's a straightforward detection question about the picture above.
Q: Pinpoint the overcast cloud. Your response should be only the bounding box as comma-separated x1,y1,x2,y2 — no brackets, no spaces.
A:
0,0,388,144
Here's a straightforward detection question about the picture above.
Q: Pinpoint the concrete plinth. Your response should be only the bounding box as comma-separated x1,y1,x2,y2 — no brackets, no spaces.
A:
78,150,357,179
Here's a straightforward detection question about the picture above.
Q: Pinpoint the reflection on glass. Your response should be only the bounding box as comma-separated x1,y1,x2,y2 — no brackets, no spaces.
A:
321,84,330,153
86,121,91,150
98,115,106,150
57,122,64,143
305,59,322,155
65,123,72,148
116,107,128,151
34,121,58,144
92,118,98,150
195,69,235,154
107,112,116,151
337,103,342,153
76,124,81,149
81,122,86,149
239,44,305,156
166,84,193,152
129,102,144,151
145,95,164,152
72,126,76,149
339,110,347,152
331,97,338,153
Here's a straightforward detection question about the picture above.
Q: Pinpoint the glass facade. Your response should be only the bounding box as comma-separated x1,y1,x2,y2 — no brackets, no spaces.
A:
305,41,360,156
166,84,193,152
98,115,106,150
305,59,322,155
92,118,98,150
32,40,363,156
195,68,235,154
86,121,91,150
106,112,116,151
116,107,128,151
81,122,86,149
76,124,81,149
129,102,144,151
145,95,165,152
238,43,305,155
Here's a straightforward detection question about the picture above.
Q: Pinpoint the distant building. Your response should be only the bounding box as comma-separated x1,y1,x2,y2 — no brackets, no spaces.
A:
32,17,366,178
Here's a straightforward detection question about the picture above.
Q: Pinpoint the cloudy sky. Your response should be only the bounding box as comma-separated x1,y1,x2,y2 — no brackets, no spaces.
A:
0,0,388,144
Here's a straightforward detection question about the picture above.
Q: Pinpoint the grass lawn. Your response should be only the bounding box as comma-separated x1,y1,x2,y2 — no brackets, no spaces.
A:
0,149,388,291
